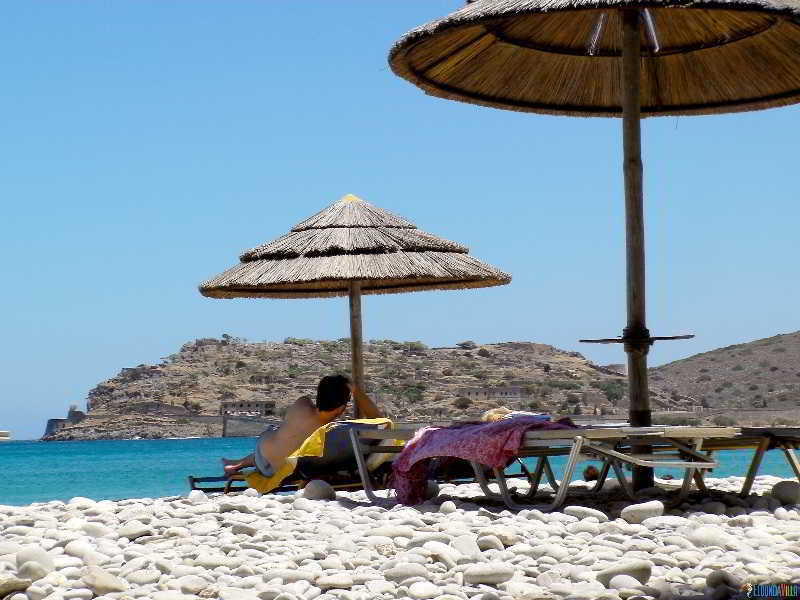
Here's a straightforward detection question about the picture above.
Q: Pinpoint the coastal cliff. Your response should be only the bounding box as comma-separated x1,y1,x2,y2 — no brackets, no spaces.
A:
42,331,800,441
43,336,640,441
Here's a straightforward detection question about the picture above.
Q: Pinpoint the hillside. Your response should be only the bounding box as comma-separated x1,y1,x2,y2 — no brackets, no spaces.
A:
650,330,800,424
43,336,675,440
46,331,800,441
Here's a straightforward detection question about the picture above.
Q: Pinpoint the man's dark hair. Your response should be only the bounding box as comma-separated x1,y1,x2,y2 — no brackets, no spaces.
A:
316,375,351,412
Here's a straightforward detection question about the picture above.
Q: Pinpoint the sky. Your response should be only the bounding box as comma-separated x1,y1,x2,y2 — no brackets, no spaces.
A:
1,2,798,440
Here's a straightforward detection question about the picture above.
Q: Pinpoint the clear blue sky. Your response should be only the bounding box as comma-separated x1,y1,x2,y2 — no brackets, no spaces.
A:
2,2,798,440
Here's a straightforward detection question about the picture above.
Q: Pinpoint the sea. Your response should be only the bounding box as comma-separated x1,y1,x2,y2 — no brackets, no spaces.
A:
0,437,796,507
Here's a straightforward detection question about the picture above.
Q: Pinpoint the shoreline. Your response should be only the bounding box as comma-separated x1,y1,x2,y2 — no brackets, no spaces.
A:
1,475,799,600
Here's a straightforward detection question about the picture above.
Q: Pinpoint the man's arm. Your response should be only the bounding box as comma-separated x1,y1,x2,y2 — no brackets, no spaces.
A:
351,385,382,419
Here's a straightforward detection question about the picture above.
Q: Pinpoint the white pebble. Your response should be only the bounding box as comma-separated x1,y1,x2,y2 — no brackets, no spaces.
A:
620,501,664,524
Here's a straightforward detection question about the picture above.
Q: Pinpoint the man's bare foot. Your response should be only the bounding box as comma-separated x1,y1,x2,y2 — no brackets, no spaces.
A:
221,458,242,477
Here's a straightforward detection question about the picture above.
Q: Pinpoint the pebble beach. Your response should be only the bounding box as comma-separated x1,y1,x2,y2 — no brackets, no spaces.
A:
2,475,800,600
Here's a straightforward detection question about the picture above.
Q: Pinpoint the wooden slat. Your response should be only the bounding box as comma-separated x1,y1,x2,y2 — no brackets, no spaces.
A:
741,427,800,437
357,429,416,440
368,445,406,453
520,425,739,444
660,426,739,438
629,453,694,461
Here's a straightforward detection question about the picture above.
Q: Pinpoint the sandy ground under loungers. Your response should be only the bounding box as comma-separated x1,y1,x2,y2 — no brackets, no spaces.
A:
1,475,800,600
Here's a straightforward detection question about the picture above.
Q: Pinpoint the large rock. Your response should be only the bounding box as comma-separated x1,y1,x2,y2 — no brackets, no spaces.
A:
451,535,482,559
423,541,461,569
490,526,520,546
0,542,24,556
409,581,441,599
64,540,94,560
118,520,152,540
82,565,129,594
316,573,354,589
15,548,54,574
186,489,207,505
771,481,800,505
564,505,609,522
263,569,318,583
125,569,162,585
463,563,515,584
16,562,48,582
476,535,504,551
0,575,31,597
177,574,209,594
608,574,644,590
383,563,429,581
620,501,664,524
291,497,318,512
528,543,570,561
596,560,653,586
302,480,335,501
688,526,736,549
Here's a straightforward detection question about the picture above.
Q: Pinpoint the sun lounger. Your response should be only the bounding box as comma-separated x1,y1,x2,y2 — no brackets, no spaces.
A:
689,427,800,497
350,417,580,505
469,425,739,510
188,419,394,495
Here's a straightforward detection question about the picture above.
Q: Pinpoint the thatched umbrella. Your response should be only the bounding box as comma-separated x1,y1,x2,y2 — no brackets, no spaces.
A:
389,0,800,487
200,194,510,416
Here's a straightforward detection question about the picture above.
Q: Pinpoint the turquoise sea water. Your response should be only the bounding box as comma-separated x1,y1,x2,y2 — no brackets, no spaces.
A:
1,437,797,507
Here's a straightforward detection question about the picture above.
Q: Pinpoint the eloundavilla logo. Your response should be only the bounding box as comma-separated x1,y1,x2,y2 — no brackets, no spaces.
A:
743,583,800,598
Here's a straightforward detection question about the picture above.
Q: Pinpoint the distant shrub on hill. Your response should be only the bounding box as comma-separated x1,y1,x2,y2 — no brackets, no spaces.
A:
549,380,582,391
453,396,471,410
405,341,428,353
590,379,625,403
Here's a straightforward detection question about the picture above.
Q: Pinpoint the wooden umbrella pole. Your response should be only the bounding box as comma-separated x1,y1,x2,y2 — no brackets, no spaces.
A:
349,280,365,418
621,8,653,490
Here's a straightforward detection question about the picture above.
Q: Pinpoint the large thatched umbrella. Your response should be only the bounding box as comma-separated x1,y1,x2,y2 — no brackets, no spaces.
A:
200,194,510,416
389,0,800,487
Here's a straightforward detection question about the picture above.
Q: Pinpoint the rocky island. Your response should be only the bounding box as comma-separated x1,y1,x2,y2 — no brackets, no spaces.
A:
42,332,800,441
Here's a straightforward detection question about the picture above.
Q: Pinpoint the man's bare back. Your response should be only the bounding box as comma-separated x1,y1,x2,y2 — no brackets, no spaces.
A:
258,396,326,470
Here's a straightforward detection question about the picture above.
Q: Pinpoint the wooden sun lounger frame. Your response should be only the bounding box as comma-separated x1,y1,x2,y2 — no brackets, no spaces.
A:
467,426,741,510
468,426,800,509
350,425,739,510
693,427,800,497
349,428,418,502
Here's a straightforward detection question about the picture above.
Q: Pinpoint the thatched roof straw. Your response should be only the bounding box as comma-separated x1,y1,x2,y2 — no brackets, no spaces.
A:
390,0,800,117
199,194,511,299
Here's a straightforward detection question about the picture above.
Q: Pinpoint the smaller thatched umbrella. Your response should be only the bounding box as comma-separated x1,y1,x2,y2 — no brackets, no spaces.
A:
199,194,510,416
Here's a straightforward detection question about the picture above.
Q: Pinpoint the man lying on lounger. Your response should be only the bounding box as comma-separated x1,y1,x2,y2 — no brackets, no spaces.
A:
221,375,382,478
